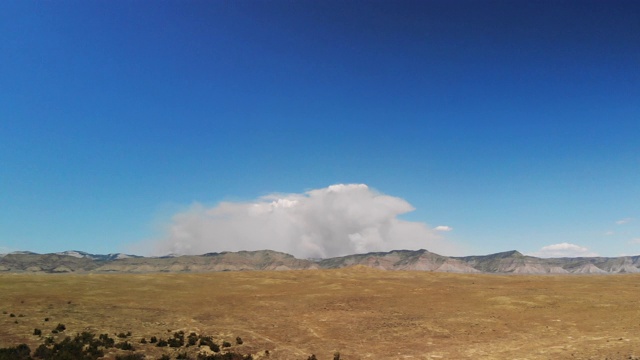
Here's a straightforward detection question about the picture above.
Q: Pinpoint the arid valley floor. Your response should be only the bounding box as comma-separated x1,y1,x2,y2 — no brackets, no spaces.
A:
1,269,640,359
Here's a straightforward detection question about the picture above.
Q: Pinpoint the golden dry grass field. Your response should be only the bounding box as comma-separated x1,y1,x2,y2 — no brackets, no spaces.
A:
1,268,640,359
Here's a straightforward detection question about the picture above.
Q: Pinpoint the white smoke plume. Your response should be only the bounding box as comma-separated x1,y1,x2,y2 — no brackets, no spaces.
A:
152,184,460,258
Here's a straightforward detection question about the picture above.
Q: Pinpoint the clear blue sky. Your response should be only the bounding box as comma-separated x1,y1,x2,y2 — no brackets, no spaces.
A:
1,0,638,257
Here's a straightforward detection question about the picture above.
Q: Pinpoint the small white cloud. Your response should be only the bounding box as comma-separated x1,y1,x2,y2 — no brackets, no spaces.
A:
604,231,615,236
531,242,599,258
616,218,633,225
433,225,453,232
628,238,640,245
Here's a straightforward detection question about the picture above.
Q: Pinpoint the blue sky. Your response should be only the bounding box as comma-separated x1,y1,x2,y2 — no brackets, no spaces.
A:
1,0,638,257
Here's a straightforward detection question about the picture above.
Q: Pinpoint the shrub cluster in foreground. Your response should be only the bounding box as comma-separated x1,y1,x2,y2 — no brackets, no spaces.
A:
0,328,277,360
1,310,340,359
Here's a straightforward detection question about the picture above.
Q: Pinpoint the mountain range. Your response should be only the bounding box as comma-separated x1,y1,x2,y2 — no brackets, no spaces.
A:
2,249,640,274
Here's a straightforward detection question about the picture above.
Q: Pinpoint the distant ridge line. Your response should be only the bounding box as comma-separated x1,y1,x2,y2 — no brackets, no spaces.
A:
1,249,639,274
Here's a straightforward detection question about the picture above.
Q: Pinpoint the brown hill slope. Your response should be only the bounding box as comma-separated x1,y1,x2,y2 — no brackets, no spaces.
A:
1,249,639,274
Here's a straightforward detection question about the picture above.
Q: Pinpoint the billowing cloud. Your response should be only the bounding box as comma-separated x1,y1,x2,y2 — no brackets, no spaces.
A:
433,225,453,232
616,218,633,225
531,242,599,258
149,184,461,258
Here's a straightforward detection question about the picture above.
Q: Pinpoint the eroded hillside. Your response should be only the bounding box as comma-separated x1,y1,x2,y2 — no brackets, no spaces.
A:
3,249,640,274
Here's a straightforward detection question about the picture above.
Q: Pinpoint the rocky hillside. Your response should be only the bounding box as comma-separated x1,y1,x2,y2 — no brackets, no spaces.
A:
0,250,317,273
1,249,639,274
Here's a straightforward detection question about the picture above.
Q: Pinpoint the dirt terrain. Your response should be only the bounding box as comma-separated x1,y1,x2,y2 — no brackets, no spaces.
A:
1,268,640,359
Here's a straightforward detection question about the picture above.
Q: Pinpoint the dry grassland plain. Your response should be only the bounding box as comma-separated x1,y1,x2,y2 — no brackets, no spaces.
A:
1,269,640,359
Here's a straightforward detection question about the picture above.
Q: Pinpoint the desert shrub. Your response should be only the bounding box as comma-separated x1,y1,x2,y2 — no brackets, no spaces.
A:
51,335,103,360
187,334,198,346
115,353,145,360
85,344,104,359
168,337,183,347
198,336,212,346
9,313,15,317
44,317,49,322
34,328,42,336
196,354,245,360
140,338,148,344
18,314,25,317
197,336,220,353
99,333,115,348
115,341,135,351
31,333,105,359
159,355,171,360
1,311,6,314
149,336,158,343
52,336,80,353
307,355,317,360
156,339,168,347
333,352,340,360
235,337,243,345
117,331,132,338
44,336,55,345
176,352,190,359
0,343,30,360
222,341,231,348
34,343,53,358
55,323,66,332
77,331,95,344
51,329,59,334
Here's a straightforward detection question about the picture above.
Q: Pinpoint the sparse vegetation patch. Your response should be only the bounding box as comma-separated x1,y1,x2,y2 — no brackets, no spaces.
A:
3,271,640,359
0,329,265,360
